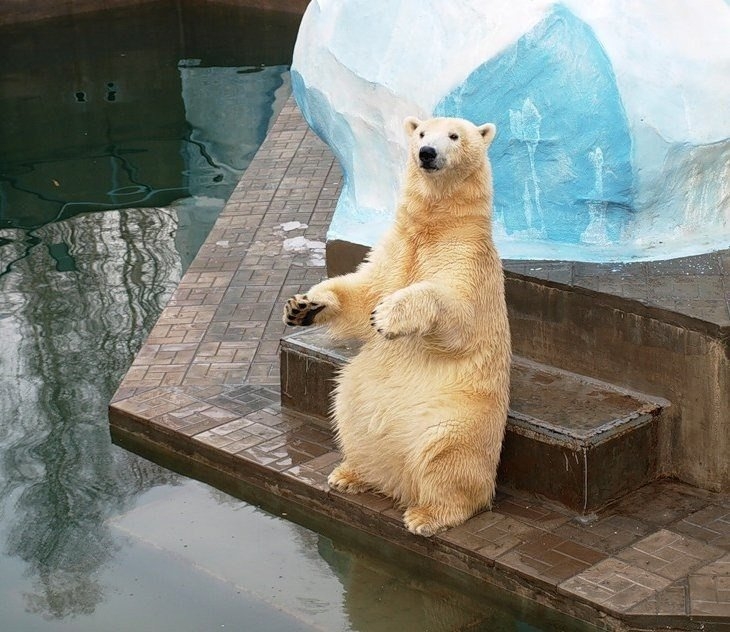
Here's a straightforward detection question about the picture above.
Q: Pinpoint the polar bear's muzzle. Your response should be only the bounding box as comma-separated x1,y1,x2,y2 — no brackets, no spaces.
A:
418,146,441,171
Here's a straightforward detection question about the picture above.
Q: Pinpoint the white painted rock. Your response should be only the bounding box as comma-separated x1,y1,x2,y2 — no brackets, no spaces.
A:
292,0,730,261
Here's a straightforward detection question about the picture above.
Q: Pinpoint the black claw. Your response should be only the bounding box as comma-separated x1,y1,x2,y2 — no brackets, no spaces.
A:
297,302,307,309
301,303,326,326
290,307,301,315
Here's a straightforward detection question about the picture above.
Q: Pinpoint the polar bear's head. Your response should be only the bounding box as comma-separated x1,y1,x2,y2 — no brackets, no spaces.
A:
404,116,496,177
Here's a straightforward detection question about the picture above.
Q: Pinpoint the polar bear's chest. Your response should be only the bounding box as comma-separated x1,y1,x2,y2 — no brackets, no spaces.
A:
397,233,459,282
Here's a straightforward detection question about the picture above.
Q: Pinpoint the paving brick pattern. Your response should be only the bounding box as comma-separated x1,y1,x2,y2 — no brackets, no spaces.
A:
689,554,730,617
111,100,335,397
554,513,653,555
441,511,539,559
616,529,725,581
675,506,730,549
110,97,730,629
560,557,672,613
497,531,607,587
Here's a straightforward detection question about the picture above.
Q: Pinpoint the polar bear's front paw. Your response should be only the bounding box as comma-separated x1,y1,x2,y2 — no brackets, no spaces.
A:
328,464,370,494
370,293,419,339
283,293,327,327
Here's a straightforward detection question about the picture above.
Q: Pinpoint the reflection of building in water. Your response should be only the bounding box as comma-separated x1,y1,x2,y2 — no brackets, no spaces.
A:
0,7,188,230
180,62,291,198
0,208,181,618
0,3,298,231
0,58,290,274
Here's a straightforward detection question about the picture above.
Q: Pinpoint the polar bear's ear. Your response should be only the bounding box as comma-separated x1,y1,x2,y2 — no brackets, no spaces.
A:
404,116,422,135
478,123,497,148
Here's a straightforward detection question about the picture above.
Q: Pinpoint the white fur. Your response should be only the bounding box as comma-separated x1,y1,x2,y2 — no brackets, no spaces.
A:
284,116,511,536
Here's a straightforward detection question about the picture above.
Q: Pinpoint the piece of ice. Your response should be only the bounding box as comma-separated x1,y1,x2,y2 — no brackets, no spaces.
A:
279,221,308,232
283,236,326,252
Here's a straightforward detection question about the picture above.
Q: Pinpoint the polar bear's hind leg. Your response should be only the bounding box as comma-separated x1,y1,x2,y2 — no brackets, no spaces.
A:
402,435,496,536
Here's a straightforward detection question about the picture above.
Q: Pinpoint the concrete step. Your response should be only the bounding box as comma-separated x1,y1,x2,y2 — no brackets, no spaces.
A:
280,328,670,515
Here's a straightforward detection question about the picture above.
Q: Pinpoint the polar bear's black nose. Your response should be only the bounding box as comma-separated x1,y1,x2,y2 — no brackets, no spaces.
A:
419,146,437,167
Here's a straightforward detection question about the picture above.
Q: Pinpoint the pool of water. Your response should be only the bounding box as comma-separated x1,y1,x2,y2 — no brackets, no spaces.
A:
0,3,599,631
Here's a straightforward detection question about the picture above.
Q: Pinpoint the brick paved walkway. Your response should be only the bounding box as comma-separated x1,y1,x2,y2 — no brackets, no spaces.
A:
110,97,730,631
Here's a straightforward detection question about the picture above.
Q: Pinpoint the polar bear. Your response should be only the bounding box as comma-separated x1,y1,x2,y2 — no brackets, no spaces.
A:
284,116,512,536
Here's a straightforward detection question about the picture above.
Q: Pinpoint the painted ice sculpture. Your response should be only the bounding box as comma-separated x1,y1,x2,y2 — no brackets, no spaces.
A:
292,0,730,261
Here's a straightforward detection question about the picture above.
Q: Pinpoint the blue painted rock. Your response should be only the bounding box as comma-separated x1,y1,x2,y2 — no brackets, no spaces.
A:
292,0,730,261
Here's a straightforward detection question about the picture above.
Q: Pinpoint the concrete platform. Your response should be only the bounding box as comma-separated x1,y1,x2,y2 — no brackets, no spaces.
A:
109,98,730,630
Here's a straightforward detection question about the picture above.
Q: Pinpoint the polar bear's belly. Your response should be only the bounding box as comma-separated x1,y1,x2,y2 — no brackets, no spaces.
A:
331,340,483,501
334,340,473,443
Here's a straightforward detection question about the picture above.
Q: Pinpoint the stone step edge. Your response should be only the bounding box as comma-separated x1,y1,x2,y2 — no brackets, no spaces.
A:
279,329,670,448
509,407,659,448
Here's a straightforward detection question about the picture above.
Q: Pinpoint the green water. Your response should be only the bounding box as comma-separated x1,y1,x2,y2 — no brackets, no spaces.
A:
0,3,599,631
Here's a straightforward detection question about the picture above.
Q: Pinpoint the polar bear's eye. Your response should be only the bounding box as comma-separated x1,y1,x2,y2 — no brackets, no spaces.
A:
419,131,425,138
449,133,459,140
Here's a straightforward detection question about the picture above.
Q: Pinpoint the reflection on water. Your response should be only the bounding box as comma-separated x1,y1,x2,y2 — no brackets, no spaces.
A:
0,0,294,268
106,480,538,632
0,208,182,618
319,539,518,632
0,1,301,626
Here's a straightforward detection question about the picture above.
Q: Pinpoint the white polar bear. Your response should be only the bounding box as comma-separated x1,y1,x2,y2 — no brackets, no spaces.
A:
284,117,512,536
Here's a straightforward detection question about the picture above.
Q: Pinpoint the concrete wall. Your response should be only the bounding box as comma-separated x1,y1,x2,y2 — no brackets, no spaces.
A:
506,275,729,493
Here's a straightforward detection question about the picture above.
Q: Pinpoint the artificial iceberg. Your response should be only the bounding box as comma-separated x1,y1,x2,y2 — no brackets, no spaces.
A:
292,0,730,261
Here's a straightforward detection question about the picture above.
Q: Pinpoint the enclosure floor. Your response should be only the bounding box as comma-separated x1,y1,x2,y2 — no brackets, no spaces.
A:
110,97,730,630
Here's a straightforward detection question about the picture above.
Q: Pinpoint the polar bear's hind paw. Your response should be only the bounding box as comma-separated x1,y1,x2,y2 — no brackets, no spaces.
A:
328,464,370,494
403,506,447,537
